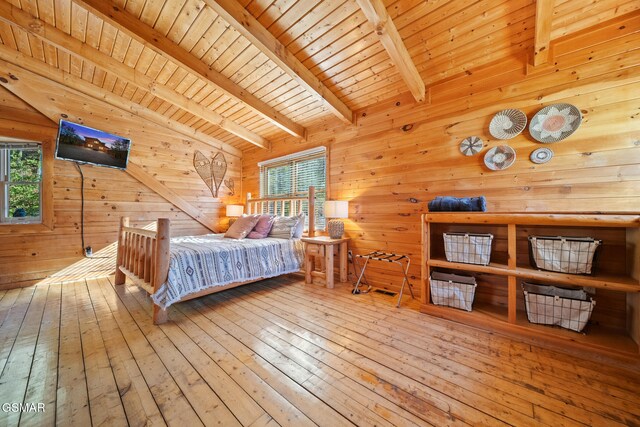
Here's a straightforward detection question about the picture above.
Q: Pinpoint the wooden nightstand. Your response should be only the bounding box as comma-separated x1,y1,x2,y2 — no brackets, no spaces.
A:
301,236,349,288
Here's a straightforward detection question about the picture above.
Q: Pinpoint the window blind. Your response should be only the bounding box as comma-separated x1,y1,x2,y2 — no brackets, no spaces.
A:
259,147,326,229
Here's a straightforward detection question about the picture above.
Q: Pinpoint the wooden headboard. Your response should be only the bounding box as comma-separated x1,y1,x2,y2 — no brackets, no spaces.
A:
246,186,316,237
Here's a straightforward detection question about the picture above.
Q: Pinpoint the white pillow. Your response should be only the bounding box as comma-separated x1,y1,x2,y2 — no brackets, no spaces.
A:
268,215,300,239
292,212,305,238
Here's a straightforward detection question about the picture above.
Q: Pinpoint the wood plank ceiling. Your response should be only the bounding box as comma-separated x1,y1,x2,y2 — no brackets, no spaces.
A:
0,0,636,152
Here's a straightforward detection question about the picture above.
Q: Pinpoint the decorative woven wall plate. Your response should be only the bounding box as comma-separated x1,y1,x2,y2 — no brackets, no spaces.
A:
530,147,553,164
484,145,516,170
529,104,582,143
489,109,527,139
459,136,483,156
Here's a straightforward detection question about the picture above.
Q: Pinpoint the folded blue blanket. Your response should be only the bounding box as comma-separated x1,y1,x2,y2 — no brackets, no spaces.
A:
428,196,487,212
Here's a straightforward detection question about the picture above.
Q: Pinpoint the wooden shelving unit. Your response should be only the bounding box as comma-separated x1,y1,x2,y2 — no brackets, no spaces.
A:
421,212,640,362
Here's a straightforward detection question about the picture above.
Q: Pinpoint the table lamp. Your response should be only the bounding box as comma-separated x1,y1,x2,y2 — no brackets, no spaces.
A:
226,204,244,226
324,200,349,239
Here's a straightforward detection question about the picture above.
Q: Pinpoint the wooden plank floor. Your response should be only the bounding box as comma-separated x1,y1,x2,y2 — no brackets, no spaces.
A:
1,275,640,426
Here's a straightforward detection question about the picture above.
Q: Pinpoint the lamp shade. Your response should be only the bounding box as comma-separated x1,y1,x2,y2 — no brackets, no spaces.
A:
324,200,349,218
226,204,244,217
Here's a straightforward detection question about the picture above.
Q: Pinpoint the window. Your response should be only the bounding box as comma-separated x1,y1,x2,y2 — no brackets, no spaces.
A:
0,142,42,224
259,147,326,230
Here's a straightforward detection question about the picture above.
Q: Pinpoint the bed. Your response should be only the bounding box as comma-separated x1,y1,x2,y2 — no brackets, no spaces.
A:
114,187,316,324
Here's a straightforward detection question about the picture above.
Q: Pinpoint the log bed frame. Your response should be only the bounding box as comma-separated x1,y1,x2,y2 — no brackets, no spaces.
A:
115,187,316,324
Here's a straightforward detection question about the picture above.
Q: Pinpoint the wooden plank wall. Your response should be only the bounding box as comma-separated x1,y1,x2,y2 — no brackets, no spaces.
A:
243,15,640,294
0,85,241,287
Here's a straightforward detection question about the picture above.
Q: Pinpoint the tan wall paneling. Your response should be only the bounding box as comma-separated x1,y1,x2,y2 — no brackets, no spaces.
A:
242,16,640,296
0,71,240,285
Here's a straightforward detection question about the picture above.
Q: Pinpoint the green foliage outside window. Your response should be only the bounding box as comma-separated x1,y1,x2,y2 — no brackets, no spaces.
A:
260,148,326,229
266,164,292,197
3,148,41,219
10,149,41,181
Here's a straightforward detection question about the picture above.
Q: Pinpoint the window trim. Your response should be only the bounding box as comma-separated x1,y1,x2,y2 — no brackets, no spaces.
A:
0,138,53,234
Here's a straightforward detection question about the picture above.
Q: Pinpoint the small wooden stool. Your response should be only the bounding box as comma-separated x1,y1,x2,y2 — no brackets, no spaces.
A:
301,236,349,288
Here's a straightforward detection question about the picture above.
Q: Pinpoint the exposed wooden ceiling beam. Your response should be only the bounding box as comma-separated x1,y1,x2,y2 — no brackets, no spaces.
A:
355,0,426,103
0,44,242,159
0,60,220,231
202,0,354,124
534,0,555,66
76,0,306,140
0,0,269,149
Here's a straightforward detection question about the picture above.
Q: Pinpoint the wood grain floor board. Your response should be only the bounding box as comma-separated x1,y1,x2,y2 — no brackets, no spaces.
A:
213,283,506,425
94,277,205,427
19,282,61,427
285,276,640,392
0,276,638,427
250,280,637,426
75,280,129,426
292,278,640,404
208,286,449,426
164,297,330,427
87,277,167,427
225,278,640,425
273,278,640,416
182,297,395,427
56,279,91,426
223,282,543,426
0,285,49,427
213,298,427,426
119,291,244,427
0,288,34,353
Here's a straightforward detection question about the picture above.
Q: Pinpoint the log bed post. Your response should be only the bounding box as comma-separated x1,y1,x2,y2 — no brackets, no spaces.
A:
115,216,129,285
153,218,171,324
308,186,315,237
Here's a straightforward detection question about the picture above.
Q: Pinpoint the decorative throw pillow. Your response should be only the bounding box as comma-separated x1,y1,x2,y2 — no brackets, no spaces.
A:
268,215,300,239
224,214,260,239
292,212,305,238
247,214,274,239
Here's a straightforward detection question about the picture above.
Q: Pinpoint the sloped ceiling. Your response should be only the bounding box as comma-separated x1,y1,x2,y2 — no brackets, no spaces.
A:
0,0,636,152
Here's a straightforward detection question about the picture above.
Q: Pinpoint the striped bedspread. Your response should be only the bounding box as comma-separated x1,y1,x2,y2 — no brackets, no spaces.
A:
152,234,305,309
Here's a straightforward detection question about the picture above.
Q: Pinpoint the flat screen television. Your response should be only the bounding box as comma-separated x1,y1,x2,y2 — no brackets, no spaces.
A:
55,120,132,170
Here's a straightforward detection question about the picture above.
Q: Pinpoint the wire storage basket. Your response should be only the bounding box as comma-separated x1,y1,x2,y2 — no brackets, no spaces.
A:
430,271,477,312
528,236,601,275
443,232,493,266
522,282,595,332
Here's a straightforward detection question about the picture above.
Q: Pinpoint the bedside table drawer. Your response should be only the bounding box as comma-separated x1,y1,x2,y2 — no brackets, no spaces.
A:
306,243,324,256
